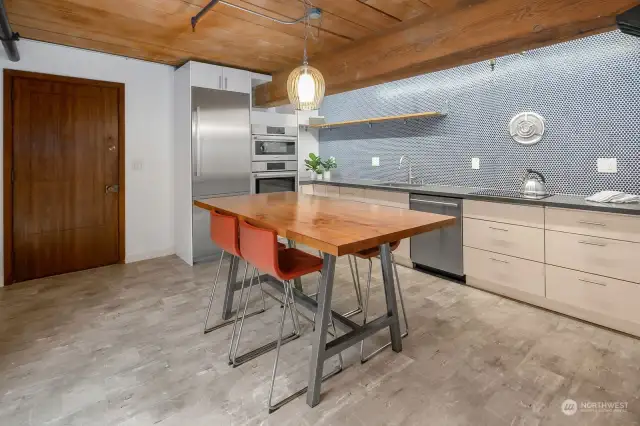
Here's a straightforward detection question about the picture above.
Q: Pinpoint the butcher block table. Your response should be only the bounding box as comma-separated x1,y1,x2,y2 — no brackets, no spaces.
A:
194,192,455,407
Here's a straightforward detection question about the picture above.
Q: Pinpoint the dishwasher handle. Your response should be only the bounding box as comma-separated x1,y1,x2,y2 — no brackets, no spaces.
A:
410,198,460,208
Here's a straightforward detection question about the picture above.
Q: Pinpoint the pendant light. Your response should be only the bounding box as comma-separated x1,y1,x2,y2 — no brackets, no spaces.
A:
287,7,325,111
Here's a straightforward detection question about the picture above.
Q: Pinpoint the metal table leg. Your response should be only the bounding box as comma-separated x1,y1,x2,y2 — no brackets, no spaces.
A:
379,243,402,352
287,239,304,292
306,253,336,407
221,255,240,320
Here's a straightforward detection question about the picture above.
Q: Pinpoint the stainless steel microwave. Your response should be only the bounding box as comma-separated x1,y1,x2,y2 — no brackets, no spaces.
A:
251,125,297,162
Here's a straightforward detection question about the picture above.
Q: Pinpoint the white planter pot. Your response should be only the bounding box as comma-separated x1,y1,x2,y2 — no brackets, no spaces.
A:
309,171,316,180
323,171,331,180
316,173,324,181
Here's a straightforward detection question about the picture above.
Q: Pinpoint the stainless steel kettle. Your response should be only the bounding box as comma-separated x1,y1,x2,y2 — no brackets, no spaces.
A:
521,169,547,197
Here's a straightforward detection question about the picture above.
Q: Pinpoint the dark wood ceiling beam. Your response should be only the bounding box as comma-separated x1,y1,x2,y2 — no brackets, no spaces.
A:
254,0,637,107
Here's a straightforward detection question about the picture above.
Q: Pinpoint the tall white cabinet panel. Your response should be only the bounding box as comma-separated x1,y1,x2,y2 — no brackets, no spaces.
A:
174,64,194,265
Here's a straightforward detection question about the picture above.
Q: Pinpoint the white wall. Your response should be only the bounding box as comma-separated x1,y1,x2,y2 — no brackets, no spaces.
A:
296,111,320,176
0,39,175,282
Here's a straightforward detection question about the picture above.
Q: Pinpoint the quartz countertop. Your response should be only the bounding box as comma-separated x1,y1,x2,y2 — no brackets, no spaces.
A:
300,178,640,216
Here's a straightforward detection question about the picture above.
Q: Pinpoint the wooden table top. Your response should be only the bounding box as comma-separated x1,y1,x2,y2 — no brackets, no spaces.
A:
194,192,456,256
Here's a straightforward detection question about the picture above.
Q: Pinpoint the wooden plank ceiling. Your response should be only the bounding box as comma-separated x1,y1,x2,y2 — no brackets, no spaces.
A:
6,0,637,105
5,0,430,71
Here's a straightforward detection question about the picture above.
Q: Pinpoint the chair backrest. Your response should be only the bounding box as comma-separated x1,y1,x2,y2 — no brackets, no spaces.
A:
238,220,280,278
209,211,241,257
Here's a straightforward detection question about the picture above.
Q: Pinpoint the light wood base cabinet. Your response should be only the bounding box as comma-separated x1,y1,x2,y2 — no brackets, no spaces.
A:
464,247,545,297
545,230,640,284
546,265,640,328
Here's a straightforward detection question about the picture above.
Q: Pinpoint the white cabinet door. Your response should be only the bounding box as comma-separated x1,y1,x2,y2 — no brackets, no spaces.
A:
222,68,250,94
190,62,223,90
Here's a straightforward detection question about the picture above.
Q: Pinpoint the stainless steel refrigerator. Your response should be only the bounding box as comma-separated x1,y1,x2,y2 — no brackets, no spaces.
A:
191,87,250,263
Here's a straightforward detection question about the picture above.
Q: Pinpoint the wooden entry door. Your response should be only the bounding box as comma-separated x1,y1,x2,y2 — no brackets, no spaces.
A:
6,72,124,283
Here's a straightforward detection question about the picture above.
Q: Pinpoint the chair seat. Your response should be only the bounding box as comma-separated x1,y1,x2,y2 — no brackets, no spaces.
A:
276,248,323,281
353,241,401,259
277,242,287,250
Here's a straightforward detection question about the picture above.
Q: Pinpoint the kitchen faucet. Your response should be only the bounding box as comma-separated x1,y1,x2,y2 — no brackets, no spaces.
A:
399,155,414,184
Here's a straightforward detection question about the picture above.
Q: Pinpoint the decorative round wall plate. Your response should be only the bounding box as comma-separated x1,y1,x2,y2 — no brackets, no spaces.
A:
509,112,545,145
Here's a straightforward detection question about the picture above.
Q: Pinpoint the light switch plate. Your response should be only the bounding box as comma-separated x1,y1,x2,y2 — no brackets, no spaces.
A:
133,159,144,171
471,158,480,170
597,158,617,173
372,157,380,167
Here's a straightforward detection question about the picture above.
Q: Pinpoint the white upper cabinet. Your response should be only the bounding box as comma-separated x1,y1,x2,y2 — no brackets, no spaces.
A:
187,61,250,94
222,67,250,94
190,61,223,91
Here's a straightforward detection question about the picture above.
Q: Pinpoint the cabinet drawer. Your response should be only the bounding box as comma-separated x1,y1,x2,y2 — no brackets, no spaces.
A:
463,200,544,228
395,238,410,261
464,247,545,296
339,186,366,202
463,218,544,262
326,185,340,198
546,208,640,243
545,230,640,283
546,265,640,326
312,184,326,196
299,185,313,195
364,189,409,209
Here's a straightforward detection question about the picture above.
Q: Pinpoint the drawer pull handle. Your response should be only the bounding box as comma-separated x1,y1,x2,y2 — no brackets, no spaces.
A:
578,240,607,247
578,220,606,227
490,257,509,264
579,278,607,287
489,226,509,232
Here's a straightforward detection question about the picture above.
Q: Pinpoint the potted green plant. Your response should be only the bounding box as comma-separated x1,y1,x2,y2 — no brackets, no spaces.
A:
304,153,324,180
322,156,337,180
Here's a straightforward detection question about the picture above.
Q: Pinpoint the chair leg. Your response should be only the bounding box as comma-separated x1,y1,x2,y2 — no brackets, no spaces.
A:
204,255,262,334
268,280,343,414
360,253,409,364
344,255,363,318
203,250,225,334
229,272,300,368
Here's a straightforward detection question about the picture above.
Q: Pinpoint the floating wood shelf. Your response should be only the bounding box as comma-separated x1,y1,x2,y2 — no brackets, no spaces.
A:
301,111,446,130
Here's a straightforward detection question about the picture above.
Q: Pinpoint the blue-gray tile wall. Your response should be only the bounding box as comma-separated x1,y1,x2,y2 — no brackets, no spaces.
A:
318,31,640,196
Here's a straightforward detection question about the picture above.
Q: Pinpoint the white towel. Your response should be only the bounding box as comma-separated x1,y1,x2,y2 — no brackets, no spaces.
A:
585,191,640,204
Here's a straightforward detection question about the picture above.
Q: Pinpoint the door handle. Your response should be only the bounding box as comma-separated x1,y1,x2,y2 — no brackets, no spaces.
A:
409,199,459,208
578,278,607,287
489,226,509,232
194,107,202,177
225,77,228,89
105,184,119,194
578,240,607,247
578,220,606,227
219,75,222,89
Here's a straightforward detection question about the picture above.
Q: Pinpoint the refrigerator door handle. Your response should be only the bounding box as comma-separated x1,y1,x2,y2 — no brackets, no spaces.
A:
194,107,202,177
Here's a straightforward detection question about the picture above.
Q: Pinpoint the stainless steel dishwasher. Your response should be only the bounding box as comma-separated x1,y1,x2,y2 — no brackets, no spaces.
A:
410,194,464,278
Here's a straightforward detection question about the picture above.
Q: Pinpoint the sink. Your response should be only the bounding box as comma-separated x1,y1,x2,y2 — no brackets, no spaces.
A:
376,182,425,188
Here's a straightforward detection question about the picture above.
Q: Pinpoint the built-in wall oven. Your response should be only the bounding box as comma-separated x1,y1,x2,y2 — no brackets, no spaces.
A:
251,161,298,194
251,124,297,162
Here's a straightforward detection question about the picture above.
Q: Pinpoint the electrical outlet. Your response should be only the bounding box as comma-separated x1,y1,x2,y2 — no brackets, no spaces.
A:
471,158,480,170
132,159,144,171
597,158,617,173
372,157,380,167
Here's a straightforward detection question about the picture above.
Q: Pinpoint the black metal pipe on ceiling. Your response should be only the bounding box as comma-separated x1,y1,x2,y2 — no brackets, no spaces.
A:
0,0,19,62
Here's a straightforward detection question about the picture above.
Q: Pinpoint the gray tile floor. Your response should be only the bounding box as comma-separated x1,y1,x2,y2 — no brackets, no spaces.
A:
1,255,639,425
